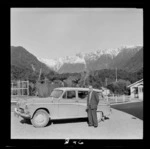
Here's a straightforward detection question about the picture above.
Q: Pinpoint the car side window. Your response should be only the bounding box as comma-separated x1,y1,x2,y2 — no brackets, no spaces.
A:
78,91,88,99
63,91,76,99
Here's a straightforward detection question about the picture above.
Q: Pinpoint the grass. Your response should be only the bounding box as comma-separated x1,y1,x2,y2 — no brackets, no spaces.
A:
111,101,143,120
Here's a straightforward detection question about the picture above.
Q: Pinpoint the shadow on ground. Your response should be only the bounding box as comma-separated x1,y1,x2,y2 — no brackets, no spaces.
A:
49,118,88,126
20,118,32,125
20,117,109,127
20,117,88,127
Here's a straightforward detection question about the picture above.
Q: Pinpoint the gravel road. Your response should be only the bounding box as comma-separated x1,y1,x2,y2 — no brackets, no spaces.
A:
11,108,143,139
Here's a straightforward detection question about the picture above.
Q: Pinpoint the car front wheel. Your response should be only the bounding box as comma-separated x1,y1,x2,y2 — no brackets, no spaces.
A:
31,109,49,128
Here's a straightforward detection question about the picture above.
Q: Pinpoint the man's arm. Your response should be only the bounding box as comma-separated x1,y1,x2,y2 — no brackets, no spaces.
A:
86,92,90,111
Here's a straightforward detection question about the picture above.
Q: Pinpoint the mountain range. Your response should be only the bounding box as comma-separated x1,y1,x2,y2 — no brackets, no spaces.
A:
123,47,143,72
37,45,143,73
11,45,143,75
11,46,52,74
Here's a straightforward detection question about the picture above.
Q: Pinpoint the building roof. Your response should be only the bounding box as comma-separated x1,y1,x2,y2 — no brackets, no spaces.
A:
127,79,143,88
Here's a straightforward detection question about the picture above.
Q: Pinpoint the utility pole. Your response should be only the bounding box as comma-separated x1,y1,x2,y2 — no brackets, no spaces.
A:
84,63,88,87
38,68,42,82
116,67,117,82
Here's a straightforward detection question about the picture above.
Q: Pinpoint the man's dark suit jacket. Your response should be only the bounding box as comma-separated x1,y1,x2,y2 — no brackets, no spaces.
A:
87,91,100,109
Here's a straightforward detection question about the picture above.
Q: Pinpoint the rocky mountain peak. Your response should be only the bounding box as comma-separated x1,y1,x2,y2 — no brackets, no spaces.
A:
36,45,143,73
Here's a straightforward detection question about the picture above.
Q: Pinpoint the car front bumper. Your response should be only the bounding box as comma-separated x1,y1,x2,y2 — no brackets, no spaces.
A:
14,108,31,119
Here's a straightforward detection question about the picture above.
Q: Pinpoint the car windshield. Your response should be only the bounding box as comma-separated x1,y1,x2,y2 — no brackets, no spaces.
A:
50,90,63,98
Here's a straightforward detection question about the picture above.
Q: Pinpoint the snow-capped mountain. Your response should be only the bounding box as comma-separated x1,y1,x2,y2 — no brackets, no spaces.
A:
37,57,63,71
37,55,86,72
37,45,143,73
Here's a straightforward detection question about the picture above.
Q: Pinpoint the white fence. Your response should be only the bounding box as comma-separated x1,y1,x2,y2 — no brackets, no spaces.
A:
11,80,29,96
105,94,141,104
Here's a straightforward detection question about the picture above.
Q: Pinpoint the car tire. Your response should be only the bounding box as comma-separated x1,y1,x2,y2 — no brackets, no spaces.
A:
97,111,103,123
31,109,49,128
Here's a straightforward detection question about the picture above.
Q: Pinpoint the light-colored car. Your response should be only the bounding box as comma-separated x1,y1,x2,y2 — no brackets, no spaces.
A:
14,87,111,127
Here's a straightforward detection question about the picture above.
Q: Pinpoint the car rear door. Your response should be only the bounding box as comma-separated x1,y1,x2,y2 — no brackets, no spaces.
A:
77,90,88,117
58,90,79,118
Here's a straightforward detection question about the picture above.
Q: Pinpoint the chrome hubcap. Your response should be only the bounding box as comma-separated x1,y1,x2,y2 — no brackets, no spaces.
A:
35,114,46,124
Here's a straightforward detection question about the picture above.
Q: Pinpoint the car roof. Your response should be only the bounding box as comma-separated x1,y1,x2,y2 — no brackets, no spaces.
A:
53,87,102,92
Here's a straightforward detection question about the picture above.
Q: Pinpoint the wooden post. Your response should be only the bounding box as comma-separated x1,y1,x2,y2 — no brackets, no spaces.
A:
20,81,22,96
115,94,117,103
20,80,22,96
27,81,29,96
116,68,117,82
129,95,131,101
38,68,42,81
123,95,125,102
26,81,28,96
18,80,20,96
113,94,114,103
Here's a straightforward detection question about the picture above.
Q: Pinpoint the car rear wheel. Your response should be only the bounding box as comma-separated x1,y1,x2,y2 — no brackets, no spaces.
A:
97,111,103,123
31,109,49,128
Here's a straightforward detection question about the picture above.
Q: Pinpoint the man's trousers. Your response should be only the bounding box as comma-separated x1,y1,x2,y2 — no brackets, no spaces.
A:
87,107,98,127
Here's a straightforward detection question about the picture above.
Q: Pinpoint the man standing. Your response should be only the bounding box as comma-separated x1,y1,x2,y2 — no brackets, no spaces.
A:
87,86,100,128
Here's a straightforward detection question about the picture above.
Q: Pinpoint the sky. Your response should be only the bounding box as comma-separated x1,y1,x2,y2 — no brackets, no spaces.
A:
11,8,143,59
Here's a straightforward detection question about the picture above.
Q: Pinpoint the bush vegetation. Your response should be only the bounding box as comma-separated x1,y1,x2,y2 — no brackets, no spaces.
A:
11,66,143,95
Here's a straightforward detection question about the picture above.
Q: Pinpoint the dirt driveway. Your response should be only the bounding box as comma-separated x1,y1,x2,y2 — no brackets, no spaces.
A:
11,108,143,139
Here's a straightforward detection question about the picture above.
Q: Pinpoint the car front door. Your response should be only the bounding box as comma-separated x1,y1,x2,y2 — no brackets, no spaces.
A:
58,90,79,118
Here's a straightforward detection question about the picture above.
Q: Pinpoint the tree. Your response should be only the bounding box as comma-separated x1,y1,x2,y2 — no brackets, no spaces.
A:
107,79,131,95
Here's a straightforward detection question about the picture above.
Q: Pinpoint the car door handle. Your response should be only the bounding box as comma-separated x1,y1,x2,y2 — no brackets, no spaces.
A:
75,100,78,102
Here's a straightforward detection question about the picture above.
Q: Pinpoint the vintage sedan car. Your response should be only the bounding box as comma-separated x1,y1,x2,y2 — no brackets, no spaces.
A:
14,87,111,127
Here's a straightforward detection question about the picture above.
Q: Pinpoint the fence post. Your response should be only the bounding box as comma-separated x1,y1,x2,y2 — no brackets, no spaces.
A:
129,95,131,102
123,94,125,102
113,94,114,103
21,81,22,96
20,81,22,96
115,94,117,103
27,81,29,96
18,80,20,96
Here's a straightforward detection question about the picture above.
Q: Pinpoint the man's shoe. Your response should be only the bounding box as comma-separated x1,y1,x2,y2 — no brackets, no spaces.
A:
88,125,93,127
94,126,98,128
